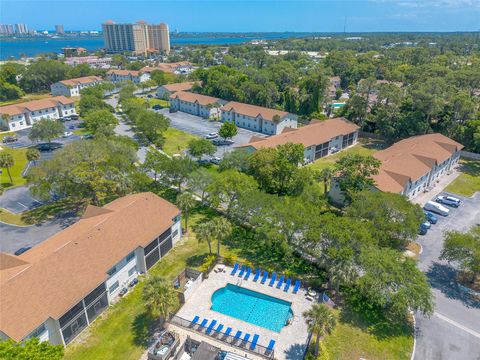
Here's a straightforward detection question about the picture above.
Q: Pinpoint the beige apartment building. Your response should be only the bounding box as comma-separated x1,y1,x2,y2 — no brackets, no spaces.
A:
102,20,170,56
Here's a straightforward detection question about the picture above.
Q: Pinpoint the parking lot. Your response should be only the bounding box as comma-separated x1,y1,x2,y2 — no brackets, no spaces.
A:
0,186,43,213
156,108,267,158
415,191,480,360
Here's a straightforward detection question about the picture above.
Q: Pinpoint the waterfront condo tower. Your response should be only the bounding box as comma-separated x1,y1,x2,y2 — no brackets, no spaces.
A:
102,20,170,56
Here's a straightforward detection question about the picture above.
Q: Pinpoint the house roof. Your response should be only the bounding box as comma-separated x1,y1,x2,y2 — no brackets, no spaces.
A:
58,76,103,87
220,101,289,122
372,133,464,193
107,69,141,77
241,117,359,150
0,96,75,117
141,62,192,74
169,91,220,106
162,82,196,92
0,192,180,341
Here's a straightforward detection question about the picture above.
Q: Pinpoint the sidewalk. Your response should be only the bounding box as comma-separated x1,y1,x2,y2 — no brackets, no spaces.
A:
411,168,460,206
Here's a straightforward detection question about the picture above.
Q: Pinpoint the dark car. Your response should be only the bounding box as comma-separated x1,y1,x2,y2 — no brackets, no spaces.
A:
37,142,63,152
212,138,234,146
419,222,429,235
147,94,153,98
129,278,139,287
69,114,79,120
14,246,32,256
2,136,18,143
119,287,128,296
69,125,76,130
152,104,161,110
423,211,438,224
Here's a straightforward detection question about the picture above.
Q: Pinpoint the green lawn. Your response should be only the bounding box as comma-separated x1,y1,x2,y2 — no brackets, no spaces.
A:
0,146,27,189
444,159,480,197
319,309,413,360
162,128,199,156
308,138,384,172
148,98,169,108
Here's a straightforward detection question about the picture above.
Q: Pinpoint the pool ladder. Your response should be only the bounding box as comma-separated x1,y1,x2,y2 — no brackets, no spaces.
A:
236,279,243,287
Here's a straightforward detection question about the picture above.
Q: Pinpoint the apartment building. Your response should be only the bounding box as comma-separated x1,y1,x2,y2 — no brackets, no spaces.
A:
220,101,298,135
64,56,113,68
0,193,181,346
106,69,149,83
170,91,223,119
141,62,193,75
51,76,103,97
102,20,170,56
0,96,76,131
371,134,463,199
240,118,359,163
157,81,196,99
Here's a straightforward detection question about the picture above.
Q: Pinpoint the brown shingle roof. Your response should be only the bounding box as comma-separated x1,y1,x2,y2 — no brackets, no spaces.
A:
220,101,289,122
107,69,141,77
162,82,196,92
58,76,103,87
141,62,192,74
372,133,464,193
242,118,359,150
0,192,180,341
169,91,220,106
0,96,75,117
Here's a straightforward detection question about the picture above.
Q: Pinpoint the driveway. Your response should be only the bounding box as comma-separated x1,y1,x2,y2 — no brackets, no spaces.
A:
414,191,480,360
0,186,42,213
157,108,267,158
0,214,77,254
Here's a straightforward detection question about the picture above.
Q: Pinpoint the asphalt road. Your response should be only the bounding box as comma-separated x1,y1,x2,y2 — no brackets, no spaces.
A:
414,191,480,360
0,186,42,213
157,108,267,158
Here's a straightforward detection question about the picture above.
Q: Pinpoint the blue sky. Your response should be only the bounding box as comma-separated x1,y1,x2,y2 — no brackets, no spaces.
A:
1,0,480,32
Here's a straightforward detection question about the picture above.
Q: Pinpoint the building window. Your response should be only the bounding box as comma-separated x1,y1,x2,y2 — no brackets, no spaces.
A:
172,229,179,238
128,266,137,276
126,251,135,262
109,281,119,293
107,266,116,276
28,323,47,339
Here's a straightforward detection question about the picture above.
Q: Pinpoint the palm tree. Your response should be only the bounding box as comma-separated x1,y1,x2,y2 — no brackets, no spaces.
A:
26,147,41,165
142,275,179,323
194,222,214,255
176,192,196,234
303,303,336,357
0,152,15,184
318,167,334,197
211,217,232,257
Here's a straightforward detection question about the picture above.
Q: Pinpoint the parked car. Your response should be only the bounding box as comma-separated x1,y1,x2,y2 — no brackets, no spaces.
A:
152,104,161,110
419,222,430,235
435,195,460,208
2,136,18,143
212,138,234,146
119,287,128,296
37,142,63,152
14,246,32,256
129,278,139,287
205,133,218,139
424,201,450,216
59,117,68,122
62,131,73,138
69,114,79,120
210,156,222,165
69,125,76,130
197,159,210,165
422,221,431,230
423,211,438,224
147,94,153,98
81,134,94,140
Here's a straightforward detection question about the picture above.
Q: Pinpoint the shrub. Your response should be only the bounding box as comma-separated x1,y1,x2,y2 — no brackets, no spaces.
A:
199,254,217,273
223,254,237,266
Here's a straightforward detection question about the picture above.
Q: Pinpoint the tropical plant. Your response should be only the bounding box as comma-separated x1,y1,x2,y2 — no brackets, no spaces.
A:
194,221,214,255
0,338,64,360
303,303,337,357
0,152,15,184
26,147,41,165
142,275,179,321
318,167,334,196
176,192,196,233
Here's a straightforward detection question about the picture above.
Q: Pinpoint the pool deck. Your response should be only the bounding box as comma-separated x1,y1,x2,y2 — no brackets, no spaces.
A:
175,265,313,360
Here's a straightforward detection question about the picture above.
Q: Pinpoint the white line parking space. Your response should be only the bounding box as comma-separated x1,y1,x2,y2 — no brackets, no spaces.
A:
435,312,480,339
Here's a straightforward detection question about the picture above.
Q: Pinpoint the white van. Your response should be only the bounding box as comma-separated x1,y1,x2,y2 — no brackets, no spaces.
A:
424,201,450,216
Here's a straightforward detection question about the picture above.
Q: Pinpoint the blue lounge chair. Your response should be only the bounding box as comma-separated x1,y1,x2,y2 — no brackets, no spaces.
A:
214,324,224,334
276,275,285,289
200,318,208,329
206,320,217,334
244,267,252,280
250,334,259,350
284,278,291,292
268,272,277,286
243,333,250,344
253,269,261,282
191,315,199,326
261,271,268,284
224,327,232,337
233,330,242,341
238,265,246,277
293,279,301,294
266,339,276,353
230,263,239,275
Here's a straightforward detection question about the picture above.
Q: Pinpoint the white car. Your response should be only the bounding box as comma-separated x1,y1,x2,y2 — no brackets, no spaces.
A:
210,156,221,165
424,201,450,216
205,133,218,139
62,131,73,138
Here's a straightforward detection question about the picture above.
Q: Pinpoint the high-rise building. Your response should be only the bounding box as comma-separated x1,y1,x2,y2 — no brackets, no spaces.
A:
0,24,15,34
14,23,28,34
55,25,65,34
102,20,170,56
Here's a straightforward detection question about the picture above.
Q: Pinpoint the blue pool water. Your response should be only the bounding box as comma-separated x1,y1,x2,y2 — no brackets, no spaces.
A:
211,284,292,332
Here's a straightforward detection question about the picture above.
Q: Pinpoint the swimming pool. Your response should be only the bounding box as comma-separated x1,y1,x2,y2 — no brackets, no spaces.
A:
211,284,292,332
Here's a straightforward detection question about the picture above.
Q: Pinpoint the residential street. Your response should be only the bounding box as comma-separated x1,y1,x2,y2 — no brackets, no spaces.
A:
414,191,480,360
